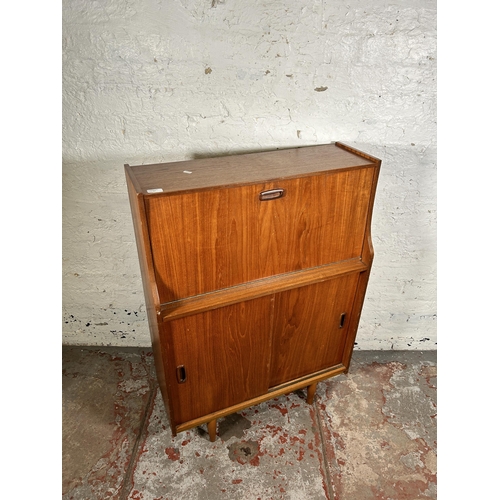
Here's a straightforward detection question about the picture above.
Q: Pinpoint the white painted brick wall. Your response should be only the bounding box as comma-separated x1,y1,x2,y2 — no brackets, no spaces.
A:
62,0,436,349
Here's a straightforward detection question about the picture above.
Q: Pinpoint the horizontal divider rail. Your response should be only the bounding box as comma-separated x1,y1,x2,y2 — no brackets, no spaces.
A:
159,258,368,322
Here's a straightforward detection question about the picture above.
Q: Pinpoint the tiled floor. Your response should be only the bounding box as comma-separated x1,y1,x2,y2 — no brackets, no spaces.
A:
62,347,436,499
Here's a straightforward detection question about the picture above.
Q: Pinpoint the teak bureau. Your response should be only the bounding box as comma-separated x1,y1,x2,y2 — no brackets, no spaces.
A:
125,142,381,441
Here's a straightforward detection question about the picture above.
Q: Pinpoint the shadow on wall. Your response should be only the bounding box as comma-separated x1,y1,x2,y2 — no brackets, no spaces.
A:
190,142,336,160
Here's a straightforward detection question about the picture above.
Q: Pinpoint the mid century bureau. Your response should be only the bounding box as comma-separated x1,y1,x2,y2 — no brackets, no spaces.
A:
125,142,381,441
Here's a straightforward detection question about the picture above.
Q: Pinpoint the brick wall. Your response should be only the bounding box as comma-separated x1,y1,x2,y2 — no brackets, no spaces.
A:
62,0,436,348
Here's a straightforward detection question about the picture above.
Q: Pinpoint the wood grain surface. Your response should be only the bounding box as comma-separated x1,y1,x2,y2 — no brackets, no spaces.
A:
146,167,374,302
270,274,360,387
162,297,273,425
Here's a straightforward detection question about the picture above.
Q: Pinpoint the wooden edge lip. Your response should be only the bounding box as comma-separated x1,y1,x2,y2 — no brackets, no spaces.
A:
159,259,369,322
175,364,346,433
335,142,382,166
266,363,346,393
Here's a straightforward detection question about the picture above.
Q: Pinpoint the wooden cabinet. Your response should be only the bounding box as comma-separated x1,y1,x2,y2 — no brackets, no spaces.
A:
125,142,381,441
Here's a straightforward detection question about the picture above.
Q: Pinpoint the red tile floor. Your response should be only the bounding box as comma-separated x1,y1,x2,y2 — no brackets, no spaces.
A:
62,347,436,499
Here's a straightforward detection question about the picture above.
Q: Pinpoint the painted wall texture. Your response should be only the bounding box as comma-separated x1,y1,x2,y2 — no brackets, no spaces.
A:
62,0,436,349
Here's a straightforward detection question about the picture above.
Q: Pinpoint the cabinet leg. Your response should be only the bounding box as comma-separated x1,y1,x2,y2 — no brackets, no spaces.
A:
306,382,317,405
207,419,217,442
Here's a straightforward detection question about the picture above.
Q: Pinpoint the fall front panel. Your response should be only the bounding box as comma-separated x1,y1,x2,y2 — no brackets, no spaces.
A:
145,167,374,303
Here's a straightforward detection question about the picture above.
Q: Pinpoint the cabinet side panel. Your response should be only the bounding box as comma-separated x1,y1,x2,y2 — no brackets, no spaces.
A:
125,168,173,428
341,270,371,370
361,162,381,265
343,161,381,369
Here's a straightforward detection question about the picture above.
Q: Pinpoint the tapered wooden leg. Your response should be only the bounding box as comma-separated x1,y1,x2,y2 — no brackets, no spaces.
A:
306,382,317,405
207,419,217,442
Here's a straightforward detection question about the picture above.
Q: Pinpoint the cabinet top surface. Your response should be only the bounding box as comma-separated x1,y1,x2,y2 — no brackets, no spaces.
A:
125,143,377,195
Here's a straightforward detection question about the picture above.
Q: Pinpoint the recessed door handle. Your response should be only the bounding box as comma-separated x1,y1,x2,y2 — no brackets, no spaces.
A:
339,313,346,328
259,188,285,201
176,365,187,383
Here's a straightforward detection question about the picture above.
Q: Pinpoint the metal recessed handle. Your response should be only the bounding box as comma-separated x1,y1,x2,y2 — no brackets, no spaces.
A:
259,188,285,201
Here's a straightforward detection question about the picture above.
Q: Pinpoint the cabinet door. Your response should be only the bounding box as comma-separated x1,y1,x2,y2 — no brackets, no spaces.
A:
145,167,374,303
162,297,273,426
269,274,360,388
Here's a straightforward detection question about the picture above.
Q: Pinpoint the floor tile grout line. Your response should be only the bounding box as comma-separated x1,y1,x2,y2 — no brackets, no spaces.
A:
314,399,336,500
119,381,158,500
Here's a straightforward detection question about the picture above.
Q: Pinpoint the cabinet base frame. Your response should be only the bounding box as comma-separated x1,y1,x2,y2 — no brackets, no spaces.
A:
174,364,346,437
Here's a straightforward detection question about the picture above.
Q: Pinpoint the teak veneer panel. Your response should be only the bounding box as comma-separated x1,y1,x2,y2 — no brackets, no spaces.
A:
270,274,360,387
125,142,381,439
146,167,374,302
163,297,273,425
